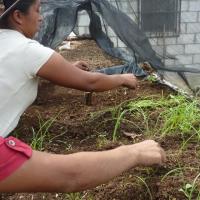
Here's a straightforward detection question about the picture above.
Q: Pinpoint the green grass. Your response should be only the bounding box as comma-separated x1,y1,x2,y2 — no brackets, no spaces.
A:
65,192,93,200
134,176,153,200
108,94,200,141
179,172,200,200
30,112,59,151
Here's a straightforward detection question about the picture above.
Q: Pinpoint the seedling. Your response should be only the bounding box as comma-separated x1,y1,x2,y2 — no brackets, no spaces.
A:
65,192,93,200
179,172,200,200
96,133,110,148
146,74,158,83
134,176,153,200
161,167,184,182
31,112,60,150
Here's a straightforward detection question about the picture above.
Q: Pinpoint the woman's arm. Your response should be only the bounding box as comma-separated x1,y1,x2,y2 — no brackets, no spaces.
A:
0,140,165,192
37,52,138,92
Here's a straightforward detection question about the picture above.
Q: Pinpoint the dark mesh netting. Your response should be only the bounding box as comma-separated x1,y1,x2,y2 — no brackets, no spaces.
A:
35,0,200,95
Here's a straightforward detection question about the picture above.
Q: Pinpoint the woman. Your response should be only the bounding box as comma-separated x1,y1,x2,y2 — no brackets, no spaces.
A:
0,0,166,193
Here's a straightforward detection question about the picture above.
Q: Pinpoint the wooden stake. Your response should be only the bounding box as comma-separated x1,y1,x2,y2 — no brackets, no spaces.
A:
85,92,93,106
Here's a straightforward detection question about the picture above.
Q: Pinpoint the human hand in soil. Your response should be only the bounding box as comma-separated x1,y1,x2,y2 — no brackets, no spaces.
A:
129,140,166,166
72,61,89,71
121,74,138,89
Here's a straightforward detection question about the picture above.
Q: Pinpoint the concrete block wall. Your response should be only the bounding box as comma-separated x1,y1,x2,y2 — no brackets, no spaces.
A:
149,0,200,68
76,0,200,69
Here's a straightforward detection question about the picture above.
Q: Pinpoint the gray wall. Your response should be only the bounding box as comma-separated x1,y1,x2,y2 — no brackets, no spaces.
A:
76,0,200,69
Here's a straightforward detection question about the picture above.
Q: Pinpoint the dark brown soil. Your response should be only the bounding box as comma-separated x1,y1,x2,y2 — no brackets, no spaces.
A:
1,40,199,200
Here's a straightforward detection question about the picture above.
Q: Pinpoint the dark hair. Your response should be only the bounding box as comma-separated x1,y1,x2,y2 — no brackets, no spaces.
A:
0,0,36,28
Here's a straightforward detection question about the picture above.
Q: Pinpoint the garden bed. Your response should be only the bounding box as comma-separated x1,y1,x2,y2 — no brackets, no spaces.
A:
1,40,200,200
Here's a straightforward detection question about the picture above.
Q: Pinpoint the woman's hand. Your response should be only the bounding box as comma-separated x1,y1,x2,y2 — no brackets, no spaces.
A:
121,74,138,89
129,140,166,166
72,61,89,71
37,52,138,92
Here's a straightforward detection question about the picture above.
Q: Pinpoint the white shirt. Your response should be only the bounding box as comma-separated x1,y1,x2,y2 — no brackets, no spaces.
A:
0,29,54,137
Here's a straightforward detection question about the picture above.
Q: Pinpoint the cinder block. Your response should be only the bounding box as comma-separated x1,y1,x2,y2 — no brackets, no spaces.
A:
77,14,90,26
177,34,195,44
175,55,193,65
189,1,200,11
158,38,177,45
165,59,175,66
78,26,90,36
195,33,200,43
149,38,158,46
181,0,189,11
187,23,200,33
152,46,164,56
166,45,185,55
185,44,200,54
193,54,200,63
185,64,200,70
181,12,198,23
180,23,187,34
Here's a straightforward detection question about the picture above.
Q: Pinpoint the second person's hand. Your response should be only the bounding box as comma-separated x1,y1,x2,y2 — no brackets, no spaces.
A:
121,74,138,89
73,61,90,71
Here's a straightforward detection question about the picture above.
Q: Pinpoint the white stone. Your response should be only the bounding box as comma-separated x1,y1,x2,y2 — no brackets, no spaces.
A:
58,41,71,51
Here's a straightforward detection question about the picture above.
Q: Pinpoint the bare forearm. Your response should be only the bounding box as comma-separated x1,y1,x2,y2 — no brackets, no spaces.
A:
0,140,165,193
58,146,138,192
37,53,137,92
86,73,125,92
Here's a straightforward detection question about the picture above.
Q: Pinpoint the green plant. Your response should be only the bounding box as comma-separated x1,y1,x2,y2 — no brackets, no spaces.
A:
146,74,158,83
65,192,93,200
31,113,59,150
179,173,200,200
134,176,153,200
112,109,127,141
65,193,83,200
161,167,184,182
161,99,200,137
96,133,110,148
112,95,173,140
90,94,200,142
